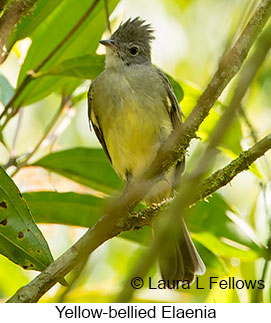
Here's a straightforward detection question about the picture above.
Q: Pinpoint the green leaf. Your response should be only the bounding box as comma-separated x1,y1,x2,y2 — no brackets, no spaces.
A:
24,191,152,245
7,0,65,49
194,241,227,275
165,73,184,102
71,91,88,106
0,166,54,271
32,148,124,194
0,255,29,297
39,54,105,79
192,232,258,261
24,191,105,227
38,57,183,103
180,81,242,155
186,194,264,260
15,0,119,106
0,74,14,105
24,191,225,273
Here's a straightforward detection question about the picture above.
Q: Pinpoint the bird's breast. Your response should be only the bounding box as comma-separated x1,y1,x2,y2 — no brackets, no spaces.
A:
92,68,172,181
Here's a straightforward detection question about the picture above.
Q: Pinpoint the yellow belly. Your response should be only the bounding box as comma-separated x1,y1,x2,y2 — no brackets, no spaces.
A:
91,65,175,200
104,97,172,182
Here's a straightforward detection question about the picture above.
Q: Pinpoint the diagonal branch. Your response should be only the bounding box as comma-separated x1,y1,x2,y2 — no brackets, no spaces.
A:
0,0,9,13
6,0,271,303
146,0,271,184
115,16,271,302
6,132,271,303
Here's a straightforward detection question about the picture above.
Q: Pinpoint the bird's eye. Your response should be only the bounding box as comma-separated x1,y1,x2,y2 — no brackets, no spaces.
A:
129,46,139,56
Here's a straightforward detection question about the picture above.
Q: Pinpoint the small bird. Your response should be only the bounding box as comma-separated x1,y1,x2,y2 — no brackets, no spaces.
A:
88,18,205,283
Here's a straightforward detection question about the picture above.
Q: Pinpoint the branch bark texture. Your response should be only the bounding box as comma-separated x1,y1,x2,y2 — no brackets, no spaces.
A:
0,0,38,63
7,132,271,303
147,0,271,183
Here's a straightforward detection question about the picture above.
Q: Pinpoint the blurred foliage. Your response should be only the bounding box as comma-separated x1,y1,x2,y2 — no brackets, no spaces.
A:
0,0,270,303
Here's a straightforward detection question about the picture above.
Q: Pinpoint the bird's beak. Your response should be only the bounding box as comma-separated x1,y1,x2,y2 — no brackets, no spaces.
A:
99,39,120,51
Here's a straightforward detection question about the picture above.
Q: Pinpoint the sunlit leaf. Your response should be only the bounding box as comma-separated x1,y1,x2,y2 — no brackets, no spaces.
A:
0,256,29,297
186,194,264,259
0,166,54,271
192,232,258,261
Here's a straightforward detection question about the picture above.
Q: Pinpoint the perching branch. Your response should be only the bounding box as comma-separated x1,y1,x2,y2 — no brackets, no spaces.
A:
196,134,271,202
0,0,9,13
145,0,271,184
6,132,271,303
115,15,271,302
6,0,271,303
0,0,38,64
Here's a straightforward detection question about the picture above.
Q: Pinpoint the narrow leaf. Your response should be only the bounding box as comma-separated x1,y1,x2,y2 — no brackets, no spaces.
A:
186,194,264,258
24,191,153,246
32,148,124,194
25,191,224,272
15,0,119,106
40,54,105,79
24,191,105,227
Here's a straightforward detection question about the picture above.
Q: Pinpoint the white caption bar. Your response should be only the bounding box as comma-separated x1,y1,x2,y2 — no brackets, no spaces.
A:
1,303,269,322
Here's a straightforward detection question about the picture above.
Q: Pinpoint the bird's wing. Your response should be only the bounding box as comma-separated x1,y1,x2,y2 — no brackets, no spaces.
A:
88,83,112,163
155,67,183,129
155,67,185,180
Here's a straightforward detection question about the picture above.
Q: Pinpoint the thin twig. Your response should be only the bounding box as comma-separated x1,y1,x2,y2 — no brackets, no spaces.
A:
238,106,259,143
252,259,270,302
9,96,71,177
11,108,23,155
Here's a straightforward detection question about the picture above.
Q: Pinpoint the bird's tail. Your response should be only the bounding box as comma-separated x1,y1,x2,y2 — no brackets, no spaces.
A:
153,217,205,284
